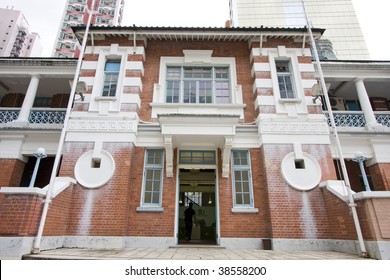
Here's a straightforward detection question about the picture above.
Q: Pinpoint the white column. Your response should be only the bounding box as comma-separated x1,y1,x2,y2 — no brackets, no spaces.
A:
16,74,40,123
354,79,379,129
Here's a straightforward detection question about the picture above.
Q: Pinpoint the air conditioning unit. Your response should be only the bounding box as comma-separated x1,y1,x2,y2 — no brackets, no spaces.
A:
329,97,345,111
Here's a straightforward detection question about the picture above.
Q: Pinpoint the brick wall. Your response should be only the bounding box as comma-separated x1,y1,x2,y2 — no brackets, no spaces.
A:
219,148,271,238
321,189,358,240
368,163,390,191
0,194,43,236
126,147,176,237
261,144,343,239
357,197,390,240
0,159,25,187
59,142,134,236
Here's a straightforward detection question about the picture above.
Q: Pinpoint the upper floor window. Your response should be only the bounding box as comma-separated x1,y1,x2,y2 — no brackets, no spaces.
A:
102,60,120,97
276,61,296,99
166,66,230,104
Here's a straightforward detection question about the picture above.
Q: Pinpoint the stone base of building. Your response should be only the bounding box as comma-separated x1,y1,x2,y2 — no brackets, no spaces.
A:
1,236,389,259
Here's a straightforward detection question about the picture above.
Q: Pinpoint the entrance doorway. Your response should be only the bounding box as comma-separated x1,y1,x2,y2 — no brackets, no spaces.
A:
178,169,217,244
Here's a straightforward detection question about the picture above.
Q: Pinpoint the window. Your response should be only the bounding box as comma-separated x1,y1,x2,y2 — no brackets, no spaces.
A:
142,149,164,206
102,60,120,97
166,66,230,104
276,61,296,99
231,150,253,207
179,150,216,165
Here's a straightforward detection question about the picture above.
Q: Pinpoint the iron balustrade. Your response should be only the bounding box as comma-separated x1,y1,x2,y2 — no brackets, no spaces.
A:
28,109,66,124
324,111,390,128
0,108,66,124
0,109,20,123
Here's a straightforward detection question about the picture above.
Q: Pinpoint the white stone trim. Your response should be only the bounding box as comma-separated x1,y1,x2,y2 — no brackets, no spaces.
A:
298,63,315,72
125,61,144,76
231,208,259,213
123,77,143,92
136,206,164,212
353,191,390,201
81,61,98,70
183,50,213,63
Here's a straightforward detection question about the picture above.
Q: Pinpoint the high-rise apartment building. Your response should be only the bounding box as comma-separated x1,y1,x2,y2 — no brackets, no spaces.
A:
229,0,370,60
53,0,125,58
0,8,42,57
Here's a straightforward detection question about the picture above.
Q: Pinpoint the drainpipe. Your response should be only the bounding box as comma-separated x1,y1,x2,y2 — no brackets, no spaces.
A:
301,0,367,257
32,0,96,253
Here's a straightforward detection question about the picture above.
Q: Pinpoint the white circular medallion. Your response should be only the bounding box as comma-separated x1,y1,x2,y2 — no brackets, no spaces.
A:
74,150,115,189
281,152,322,191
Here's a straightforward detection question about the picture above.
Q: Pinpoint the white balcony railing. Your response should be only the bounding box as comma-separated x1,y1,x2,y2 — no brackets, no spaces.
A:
0,108,66,125
29,108,66,124
324,111,390,128
0,109,19,123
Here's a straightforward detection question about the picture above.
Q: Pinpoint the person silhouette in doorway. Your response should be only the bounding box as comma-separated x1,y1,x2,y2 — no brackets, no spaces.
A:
184,202,196,242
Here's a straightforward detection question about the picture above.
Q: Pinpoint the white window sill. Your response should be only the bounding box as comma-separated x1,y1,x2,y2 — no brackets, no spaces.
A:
150,103,246,119
231,208,259,214
94,96,117,102
136,206,164,212
279,98,302,104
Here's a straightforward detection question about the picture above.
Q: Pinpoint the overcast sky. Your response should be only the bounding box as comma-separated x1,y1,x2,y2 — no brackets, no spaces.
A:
1,0,390,60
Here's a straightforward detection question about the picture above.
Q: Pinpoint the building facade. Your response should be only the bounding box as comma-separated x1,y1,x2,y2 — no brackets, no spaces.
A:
229,0,370,60
0,26,389,259
53,0,125,58
0,8,42,57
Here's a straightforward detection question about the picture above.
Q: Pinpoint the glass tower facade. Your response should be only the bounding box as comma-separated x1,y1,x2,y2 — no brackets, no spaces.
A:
229,0,370,60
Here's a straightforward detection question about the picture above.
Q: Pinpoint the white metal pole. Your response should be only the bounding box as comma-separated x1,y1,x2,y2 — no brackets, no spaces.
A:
32,0,96,254
301,0,367,256
28,157,41,188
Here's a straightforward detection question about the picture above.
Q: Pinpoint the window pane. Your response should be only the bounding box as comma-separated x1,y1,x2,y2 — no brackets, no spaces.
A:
215,67,229,79
183,81,196,103
235,181,243,193
147,150,163,165
242,181,250,193
241,171,249,181
236,194,243,205
167,67,181,79
144,192,152,204
152,192,160,204
166,81,180,103
243,193,250,204
234,170,242,181
105,61,120,72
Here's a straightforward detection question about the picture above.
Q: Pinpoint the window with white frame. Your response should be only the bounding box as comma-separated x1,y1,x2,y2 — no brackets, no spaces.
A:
231,150,254,207
276,60,296,99
166,66,230,104
141,149,164,206
102,60,120,97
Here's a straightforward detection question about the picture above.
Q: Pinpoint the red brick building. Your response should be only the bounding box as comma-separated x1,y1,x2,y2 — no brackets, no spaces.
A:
1,26,389,259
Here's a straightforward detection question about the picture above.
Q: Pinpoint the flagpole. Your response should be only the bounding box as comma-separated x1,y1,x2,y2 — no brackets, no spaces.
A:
300,0,367,257
32,0,96,254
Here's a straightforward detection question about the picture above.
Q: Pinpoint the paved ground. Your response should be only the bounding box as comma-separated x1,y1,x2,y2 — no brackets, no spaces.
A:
22,246,371,260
